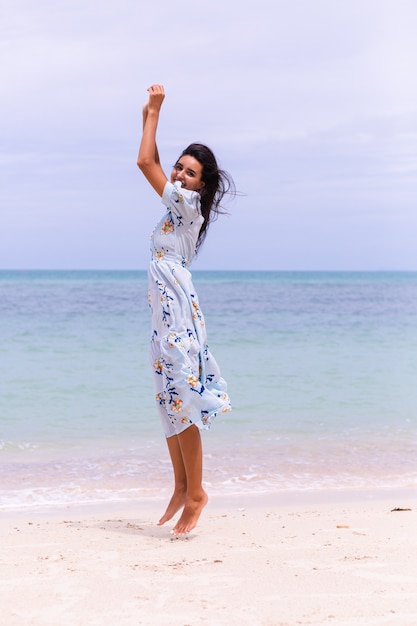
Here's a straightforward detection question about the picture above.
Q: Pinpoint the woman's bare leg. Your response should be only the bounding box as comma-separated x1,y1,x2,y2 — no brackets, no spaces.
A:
172,424,208,535
157,435,187,526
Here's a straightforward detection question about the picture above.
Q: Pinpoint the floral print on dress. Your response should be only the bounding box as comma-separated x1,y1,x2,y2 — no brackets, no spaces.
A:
161,218,174,235
167,332,184,348
172,398,183,413
187,374,199,387
148,181,231,437
190,294,204,326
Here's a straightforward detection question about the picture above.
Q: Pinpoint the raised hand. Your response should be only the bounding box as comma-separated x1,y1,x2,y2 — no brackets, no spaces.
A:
147,84,165,113
137,84,167,195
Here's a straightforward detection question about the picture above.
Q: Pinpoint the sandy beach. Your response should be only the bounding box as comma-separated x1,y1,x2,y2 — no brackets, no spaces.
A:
1,489,417,626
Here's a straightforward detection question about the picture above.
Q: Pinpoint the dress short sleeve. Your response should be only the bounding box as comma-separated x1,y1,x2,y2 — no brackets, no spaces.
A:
162,181,201,221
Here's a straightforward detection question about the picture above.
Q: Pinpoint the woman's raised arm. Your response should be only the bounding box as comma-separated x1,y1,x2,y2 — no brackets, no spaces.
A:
137,84,168,197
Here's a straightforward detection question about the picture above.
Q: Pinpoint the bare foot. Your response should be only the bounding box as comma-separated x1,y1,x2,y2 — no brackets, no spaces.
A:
157,490,186,526
172,490,208,535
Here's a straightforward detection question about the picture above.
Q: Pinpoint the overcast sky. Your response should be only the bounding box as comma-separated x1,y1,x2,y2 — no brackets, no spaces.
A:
1,0,417,271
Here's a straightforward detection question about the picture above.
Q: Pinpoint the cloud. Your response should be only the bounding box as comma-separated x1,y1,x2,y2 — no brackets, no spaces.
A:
1,0,417,269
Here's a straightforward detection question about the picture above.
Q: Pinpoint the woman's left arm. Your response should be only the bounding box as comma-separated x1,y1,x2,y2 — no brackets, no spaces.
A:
137,84,168,197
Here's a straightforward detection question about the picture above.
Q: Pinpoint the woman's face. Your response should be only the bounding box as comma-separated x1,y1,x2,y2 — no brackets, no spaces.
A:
171,155,205,191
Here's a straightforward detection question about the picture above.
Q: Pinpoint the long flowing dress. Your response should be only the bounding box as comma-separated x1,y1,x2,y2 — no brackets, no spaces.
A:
148,181,231,438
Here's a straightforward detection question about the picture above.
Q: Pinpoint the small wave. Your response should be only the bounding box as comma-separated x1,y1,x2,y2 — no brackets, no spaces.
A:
0,440,40,452
1,467,416,511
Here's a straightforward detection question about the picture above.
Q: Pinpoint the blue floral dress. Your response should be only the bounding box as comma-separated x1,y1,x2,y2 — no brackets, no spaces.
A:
148,181,231,438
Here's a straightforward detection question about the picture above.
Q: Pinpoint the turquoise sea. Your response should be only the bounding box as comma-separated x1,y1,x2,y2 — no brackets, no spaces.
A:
1,270,416,509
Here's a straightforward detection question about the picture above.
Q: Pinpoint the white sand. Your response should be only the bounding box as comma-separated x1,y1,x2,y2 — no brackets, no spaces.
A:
1,490,417,626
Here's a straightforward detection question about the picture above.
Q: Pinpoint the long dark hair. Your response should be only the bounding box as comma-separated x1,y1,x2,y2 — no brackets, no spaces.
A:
179,143,235,251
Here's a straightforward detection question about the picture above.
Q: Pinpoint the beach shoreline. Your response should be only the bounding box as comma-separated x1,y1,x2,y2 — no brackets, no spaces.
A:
2,488,416,625
2,484,416,516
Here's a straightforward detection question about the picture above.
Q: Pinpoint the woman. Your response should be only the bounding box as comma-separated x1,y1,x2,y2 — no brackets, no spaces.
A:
137,84,234,535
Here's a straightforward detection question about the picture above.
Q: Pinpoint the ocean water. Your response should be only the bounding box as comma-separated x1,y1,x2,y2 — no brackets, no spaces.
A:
1,270,417,509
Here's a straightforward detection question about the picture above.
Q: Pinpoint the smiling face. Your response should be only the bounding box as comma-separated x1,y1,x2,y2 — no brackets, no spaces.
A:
170,155,205,191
